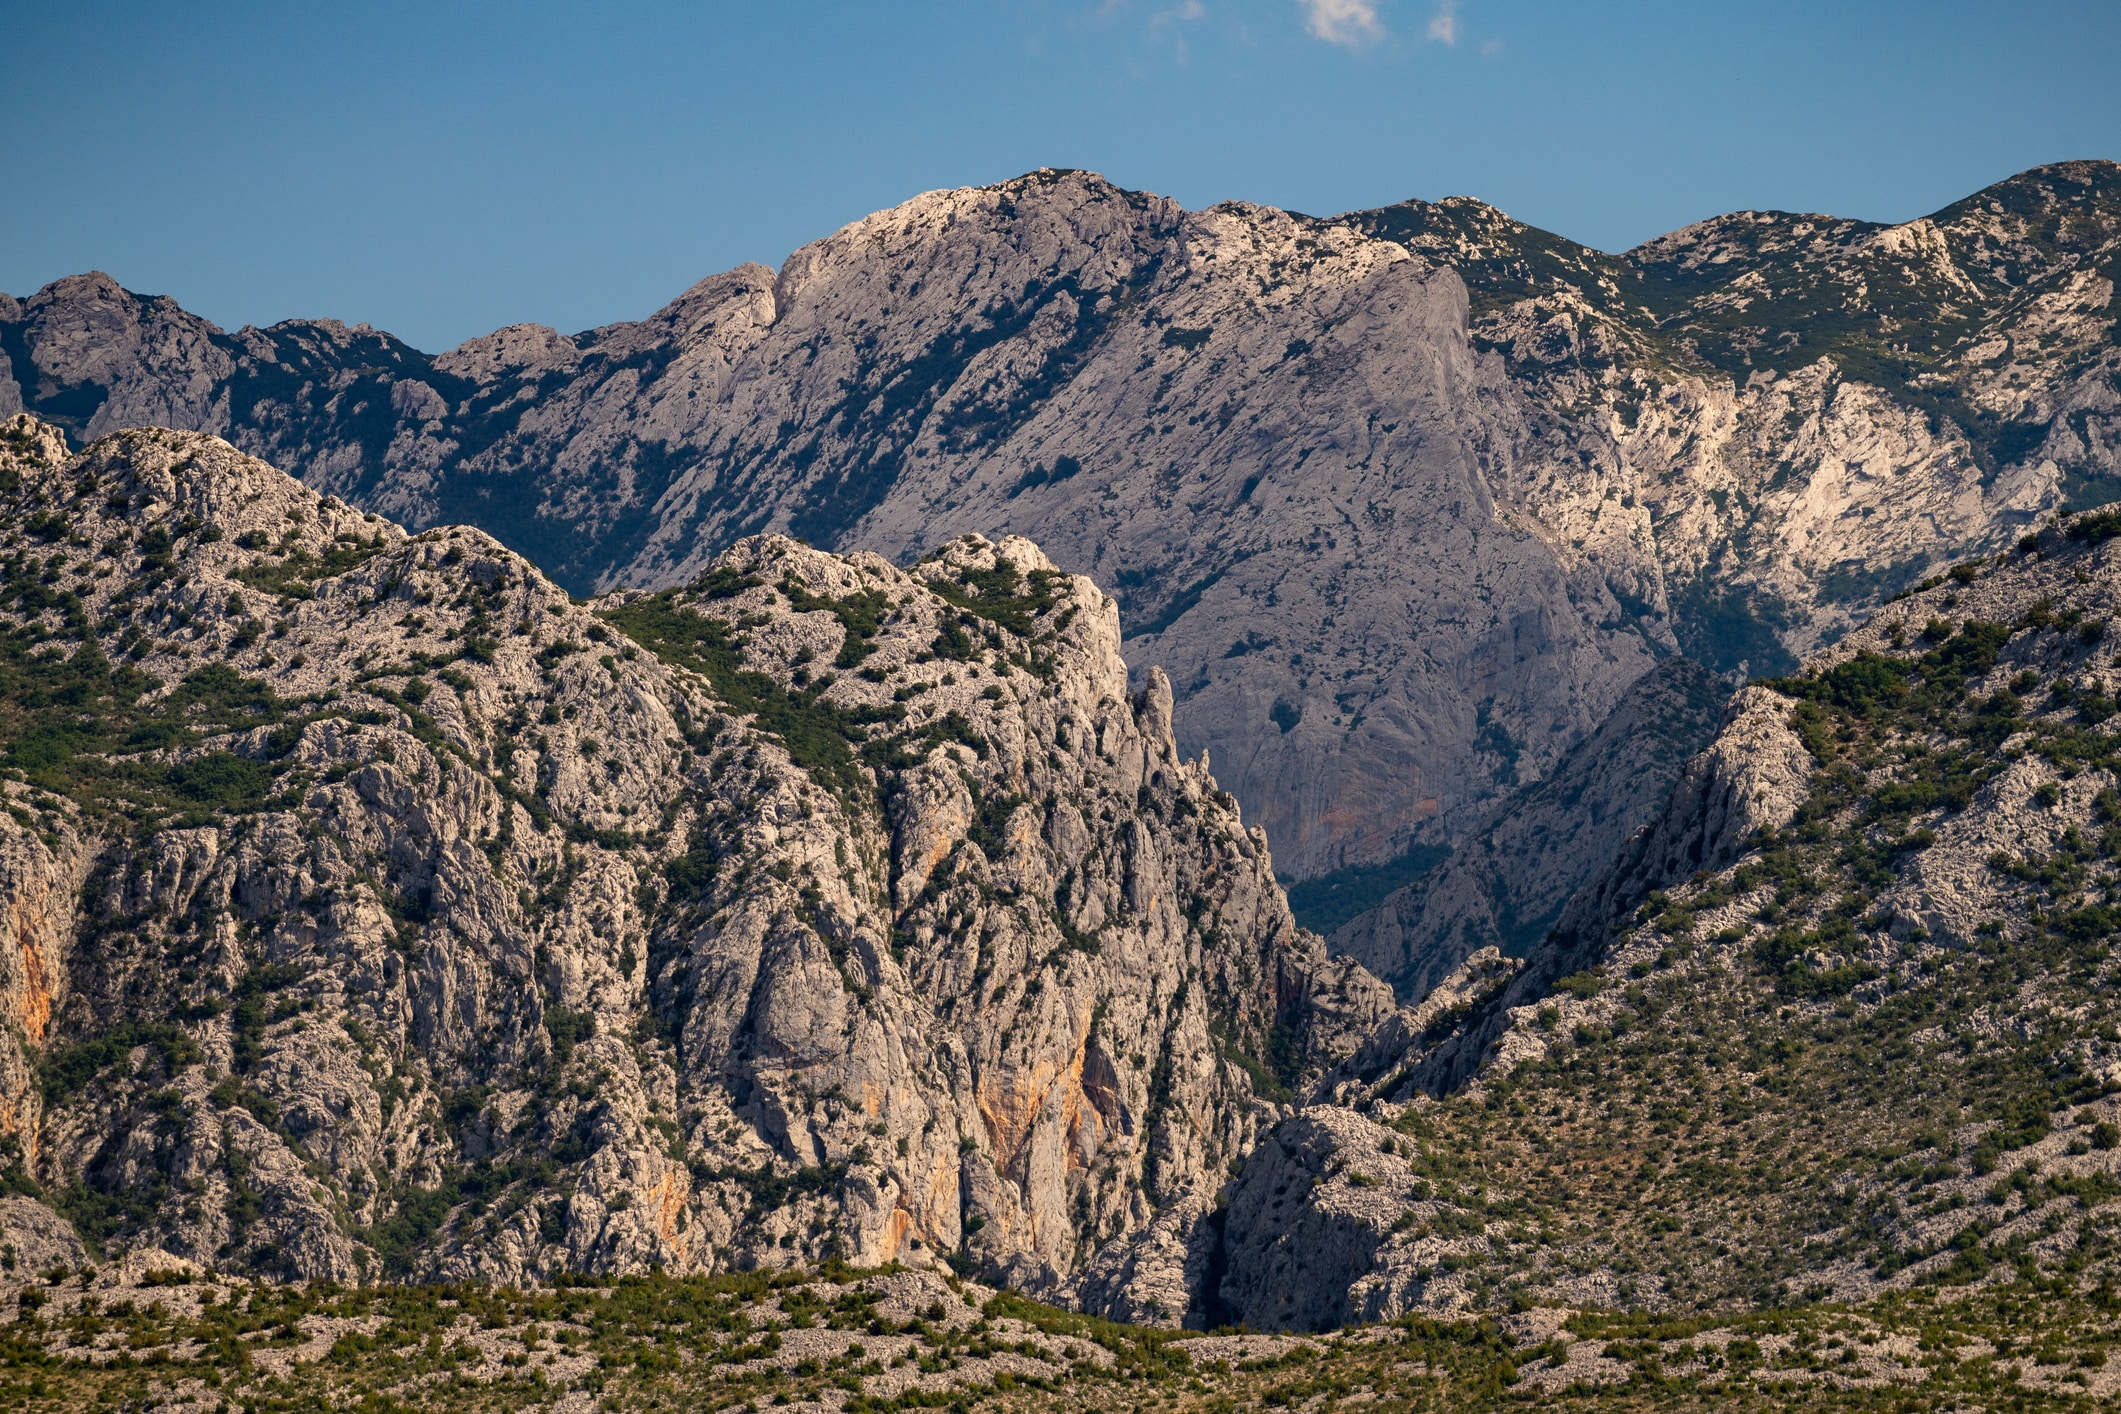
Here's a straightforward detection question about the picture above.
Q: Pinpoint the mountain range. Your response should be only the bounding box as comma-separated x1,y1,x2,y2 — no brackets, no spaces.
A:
1,159,2120,1392
6,410,2121,1401
9,161,2115,970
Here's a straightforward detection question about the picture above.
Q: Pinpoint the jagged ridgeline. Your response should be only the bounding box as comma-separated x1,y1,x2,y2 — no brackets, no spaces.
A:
0,414,1389,1315
1205,517,2121,1331
13,160,2114,894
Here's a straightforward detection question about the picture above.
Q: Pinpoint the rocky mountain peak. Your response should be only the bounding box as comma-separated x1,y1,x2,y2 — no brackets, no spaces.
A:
0,414,1390,1317
5,162,2116,899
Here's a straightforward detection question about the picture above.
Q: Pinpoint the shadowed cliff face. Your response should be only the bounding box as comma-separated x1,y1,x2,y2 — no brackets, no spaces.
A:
0,416,1391,1317
5,163,2116,885
1330,656,1731,1003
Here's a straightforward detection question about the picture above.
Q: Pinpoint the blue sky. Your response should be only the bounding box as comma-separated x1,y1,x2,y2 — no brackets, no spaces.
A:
5,0,2118,352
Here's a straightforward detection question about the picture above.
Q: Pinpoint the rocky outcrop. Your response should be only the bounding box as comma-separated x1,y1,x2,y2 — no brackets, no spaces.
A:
0,1193,88,1276
11,164,2111,887
0,416,1391,1312
1066,1178,1218,1327
1314,946,1520,1106
0,803,94,1169
1212,1103,1533,1331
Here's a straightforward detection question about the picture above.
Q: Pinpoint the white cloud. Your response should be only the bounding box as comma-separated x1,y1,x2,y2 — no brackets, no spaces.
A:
1151,0,1206,62
1426,1,1459,46
1299,0,1384,48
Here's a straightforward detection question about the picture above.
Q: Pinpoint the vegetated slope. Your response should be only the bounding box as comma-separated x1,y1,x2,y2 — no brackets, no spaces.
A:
1331,658,1729,1002
1214,513,2121,1331
14,165,2114,894
6,1257,2121,1414
0,414,1390,1318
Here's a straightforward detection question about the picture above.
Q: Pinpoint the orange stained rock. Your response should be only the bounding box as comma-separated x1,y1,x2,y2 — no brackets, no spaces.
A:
650,1169,689,1244
880,1205,914,1261
978,1049,1070,1179
908,792,969,898
1058,1076,1086,1174
979,1023,1110,1183
10,886,55,1046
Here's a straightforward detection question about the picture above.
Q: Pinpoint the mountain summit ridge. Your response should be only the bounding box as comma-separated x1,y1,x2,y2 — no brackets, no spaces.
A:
3,162,2116,916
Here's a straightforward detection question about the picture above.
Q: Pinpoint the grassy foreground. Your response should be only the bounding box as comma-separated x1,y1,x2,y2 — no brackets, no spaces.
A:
2,1261,2118,1413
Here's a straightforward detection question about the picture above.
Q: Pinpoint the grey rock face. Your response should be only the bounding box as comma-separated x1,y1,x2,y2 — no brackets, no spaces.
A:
1330,658,1728,1001
1214,1104,1493,1331
14,164,2111,884
0,416,1390,1312
0,1194,88,1276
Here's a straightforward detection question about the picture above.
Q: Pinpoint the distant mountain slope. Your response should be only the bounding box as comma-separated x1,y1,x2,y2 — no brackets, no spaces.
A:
1348,159,2121,675
4,162,2114,889
1330,657,1729,1001
0,415,1389,1315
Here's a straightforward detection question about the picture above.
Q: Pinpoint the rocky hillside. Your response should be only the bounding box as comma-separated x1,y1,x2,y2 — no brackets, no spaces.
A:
0,181,1657,890
11,163,2112,896
1209,508,2121,1330
0,414,1391,1318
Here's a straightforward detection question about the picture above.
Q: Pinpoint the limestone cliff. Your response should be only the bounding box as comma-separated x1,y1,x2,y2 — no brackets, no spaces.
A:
18,164,2113,895
0,415,1390,1310
1,182,1663,884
